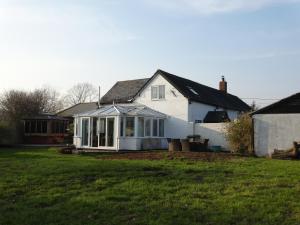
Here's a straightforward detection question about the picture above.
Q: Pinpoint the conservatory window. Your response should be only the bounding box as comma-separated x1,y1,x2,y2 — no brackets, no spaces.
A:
126,117,135,137
152,119,158,137
138,117,145,137
145,118,151,136
159,119,164,137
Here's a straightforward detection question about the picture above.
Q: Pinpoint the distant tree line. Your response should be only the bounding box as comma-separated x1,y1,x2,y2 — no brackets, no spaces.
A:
0,83,98,145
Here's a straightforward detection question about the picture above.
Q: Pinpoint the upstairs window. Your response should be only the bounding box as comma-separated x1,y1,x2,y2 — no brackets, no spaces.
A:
151,85,165,100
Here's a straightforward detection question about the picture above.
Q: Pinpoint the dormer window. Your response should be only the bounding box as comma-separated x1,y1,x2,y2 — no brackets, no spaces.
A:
151,85,165,100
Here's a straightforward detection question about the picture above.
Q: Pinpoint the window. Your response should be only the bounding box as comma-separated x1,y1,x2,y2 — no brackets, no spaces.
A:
120,117,124,137
126,117,135,137
187,86,199,95
145,118,151,136
152,119,158,137
159,119,164,137
24,120,48,134
138,117,144,137
75,118,79,136
151,85,165,100
159,85,165,99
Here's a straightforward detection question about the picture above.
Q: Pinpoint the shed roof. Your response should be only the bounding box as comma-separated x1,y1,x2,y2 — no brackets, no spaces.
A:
23,114,68,121
203,111,230,123
75,104,166,118
252,93,300,115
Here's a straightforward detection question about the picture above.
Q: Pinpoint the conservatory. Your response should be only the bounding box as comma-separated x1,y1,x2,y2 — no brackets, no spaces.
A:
73,104,167,151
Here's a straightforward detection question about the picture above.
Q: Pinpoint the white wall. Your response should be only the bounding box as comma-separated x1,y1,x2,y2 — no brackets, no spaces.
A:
253,114,300,157
188,102,215,122
188,102,239,122
135,74,190,138
194,123,229,150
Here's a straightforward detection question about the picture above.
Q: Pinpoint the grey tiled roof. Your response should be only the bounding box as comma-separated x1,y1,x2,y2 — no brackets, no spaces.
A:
57,102,99,118
100,78,149,105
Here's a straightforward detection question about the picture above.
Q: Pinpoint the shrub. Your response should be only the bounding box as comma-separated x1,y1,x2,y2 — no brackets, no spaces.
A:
225,113,253,154
0,121,13,146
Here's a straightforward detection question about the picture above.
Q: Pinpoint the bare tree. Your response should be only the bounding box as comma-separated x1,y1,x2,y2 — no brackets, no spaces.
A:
63,83,98,107
34,87,64,113
0,88,63,122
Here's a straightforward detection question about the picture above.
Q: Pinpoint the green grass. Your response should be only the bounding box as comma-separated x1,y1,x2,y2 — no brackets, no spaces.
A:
1,148,300,225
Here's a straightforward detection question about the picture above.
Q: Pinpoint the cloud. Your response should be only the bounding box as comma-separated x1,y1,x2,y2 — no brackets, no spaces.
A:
0,4,138,54
146,0,300,15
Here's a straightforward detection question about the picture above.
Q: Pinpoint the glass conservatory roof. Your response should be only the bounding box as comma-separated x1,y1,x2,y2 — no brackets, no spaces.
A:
74,104,166,118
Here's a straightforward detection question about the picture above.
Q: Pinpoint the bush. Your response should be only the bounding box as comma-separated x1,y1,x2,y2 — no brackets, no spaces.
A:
0,121,13,146
225,113,253,154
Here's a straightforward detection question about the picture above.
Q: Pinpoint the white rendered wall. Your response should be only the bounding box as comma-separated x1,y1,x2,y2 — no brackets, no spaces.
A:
194,123,229,150
135,74,190,138
253,114,300,157
188,102,216,122
188,102,240,122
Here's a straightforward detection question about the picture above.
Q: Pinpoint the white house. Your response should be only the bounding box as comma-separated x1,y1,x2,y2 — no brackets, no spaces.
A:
252,93,300,157
73,69,250,150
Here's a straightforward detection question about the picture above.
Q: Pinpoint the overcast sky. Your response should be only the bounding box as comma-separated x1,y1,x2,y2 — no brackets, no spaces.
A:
1,0,300,107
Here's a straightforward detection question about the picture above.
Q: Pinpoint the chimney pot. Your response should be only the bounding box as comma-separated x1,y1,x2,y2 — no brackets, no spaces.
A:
219,76,227,93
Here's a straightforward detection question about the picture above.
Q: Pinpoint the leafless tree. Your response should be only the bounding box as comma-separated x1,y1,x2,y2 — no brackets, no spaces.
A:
0,88,63,122
63,83,98,107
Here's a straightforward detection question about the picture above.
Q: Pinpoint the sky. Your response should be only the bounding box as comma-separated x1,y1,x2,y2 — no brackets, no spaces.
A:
0,0,300,107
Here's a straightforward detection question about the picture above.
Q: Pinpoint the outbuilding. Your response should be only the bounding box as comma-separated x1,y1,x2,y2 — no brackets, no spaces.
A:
252,93,300,157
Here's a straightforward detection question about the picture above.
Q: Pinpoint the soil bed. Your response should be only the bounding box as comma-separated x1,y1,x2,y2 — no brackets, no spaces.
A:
97,151,240,161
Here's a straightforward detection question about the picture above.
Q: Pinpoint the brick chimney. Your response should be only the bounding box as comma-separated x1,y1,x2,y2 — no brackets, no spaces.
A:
219,76,227,93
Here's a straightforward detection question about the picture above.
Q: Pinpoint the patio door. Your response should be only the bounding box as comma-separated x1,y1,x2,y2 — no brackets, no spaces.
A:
81,118,90,147
98,117,115,148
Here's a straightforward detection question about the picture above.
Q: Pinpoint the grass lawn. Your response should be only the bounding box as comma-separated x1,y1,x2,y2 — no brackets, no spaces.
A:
1,148,300,225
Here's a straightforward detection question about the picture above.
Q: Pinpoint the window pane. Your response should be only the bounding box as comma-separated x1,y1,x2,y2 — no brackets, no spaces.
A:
138,117,144,137
120,117,124,137
151,86,158,99
42,121,47,133
159,85,165,99
99,118,106,146
152,119,158,137
159,119,164,137
145,118,151,136
107,118,115,147
82,118,89,146
75,118,79,136
25,121,30,133
30,121,36,133
126,117,135,137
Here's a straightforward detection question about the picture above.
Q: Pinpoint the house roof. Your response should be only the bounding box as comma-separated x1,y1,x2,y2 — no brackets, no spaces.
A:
252,93,300,115
135,70,250,112
100,78,149,105
56,102,99,118
203,111,230,123
75,104,166,118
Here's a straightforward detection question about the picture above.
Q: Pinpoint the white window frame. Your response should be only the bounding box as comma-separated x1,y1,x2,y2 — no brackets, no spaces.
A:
151,85,165,100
